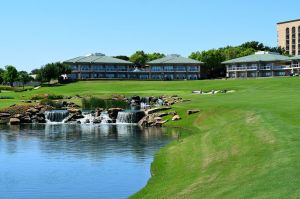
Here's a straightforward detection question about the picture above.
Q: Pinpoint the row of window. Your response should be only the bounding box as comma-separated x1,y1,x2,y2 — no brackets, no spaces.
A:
151,66,199,72
71,65,200,72
228,71,286,78
70,73,199,80
285,26,300,55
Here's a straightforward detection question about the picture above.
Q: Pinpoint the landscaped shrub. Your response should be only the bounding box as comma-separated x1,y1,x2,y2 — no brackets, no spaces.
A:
0,96,14,99
31,94,64,100
82,97,128,110
40,99,61,109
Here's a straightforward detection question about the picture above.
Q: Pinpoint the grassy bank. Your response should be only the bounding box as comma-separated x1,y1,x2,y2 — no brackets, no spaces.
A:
1,78,300,198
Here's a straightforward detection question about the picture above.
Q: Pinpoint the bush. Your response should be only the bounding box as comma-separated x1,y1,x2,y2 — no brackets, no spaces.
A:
82,97,128,110
0,96,14,99
40,99,61,109
31,94,64,100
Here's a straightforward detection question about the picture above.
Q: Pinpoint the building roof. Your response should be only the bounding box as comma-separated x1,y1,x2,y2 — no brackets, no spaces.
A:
222,51,290,64
147,54,203,64
277,19,300,25
64,53,133,64
290,55,300,60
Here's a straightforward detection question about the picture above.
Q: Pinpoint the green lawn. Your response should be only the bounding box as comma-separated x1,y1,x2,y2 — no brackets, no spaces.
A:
1,78,300,198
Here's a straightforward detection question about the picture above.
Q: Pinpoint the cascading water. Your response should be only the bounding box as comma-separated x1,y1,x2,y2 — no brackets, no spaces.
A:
116,110,145,124
45,110,69,123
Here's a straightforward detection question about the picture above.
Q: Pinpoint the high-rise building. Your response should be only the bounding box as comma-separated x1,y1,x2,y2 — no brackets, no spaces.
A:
277,19,300,55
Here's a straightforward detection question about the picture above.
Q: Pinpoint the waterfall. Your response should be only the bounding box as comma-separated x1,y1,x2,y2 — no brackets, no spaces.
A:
45,110,69,123
99,112,112,124
116,110,145,124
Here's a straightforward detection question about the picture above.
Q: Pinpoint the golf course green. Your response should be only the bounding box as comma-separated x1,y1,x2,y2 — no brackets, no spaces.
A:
1,77,300,198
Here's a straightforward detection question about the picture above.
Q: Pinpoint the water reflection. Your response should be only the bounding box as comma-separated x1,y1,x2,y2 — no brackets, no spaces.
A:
0,124,178,199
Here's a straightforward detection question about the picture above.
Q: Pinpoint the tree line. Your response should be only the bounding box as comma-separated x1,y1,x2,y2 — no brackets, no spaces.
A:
0,63,71,87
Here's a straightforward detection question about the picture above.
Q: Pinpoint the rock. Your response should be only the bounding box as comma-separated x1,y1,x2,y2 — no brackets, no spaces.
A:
21,116,32,123
0,112,11,117
172,115,181,121
85,119,90,124
37,117,46,123
68,108,81,114
25,100,32,103
95,108,104,117
27,108,39,114
157,112,168,117
154,117,162,121
77,120,81,124
108,108,123,120
13,114,23,119
187,110,200,115
145,107,171,115
9,118,20,125
92,118,101,124
168,111,177,116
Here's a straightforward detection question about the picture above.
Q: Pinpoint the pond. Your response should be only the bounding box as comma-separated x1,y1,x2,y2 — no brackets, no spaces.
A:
0,124,178,199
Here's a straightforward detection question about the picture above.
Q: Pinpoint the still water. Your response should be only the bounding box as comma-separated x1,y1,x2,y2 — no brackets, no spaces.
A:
0,124,176,199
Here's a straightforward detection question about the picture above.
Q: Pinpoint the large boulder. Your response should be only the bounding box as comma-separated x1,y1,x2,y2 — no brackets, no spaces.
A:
172,115,181,121
145,107,171,115
108,108,123,120
9,118,20,125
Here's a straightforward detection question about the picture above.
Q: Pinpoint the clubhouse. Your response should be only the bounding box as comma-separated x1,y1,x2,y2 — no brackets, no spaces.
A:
64,53,203,80
223,51,300,78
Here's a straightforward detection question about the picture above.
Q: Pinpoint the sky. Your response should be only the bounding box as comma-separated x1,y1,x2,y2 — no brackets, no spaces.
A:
0,0,299,72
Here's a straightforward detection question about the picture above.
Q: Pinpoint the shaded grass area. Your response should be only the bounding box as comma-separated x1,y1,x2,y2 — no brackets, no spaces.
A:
1,77,300,198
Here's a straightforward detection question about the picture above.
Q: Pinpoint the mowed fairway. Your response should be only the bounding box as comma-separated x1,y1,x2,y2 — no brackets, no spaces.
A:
1,78,300,198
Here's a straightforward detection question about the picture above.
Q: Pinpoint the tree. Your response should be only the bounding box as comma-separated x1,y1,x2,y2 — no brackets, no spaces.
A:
3,65,18,87
129,51,148,66
129,51,165,66
18,71,33,88
40,63,59,83
147,53,165,62
0,68,4,84
113,55,130,61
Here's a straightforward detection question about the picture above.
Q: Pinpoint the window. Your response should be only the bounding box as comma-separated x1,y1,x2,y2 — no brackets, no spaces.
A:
286,28,290,53
298,26,300,55
151,66,163,72
139,74,149,79
106,66,117,72
187,74,198,80
164,74,174,80
151,74,162,80
118,66,127,72
292,27,296,55
117,74,126,78
187,66,198,72
164,66,174,72
68,74,77,79
71,65,77,71
175,66,186,72
93,65,105,71
176,74,186,79
106,74,115,78
81,73,90,79
80,65,90,71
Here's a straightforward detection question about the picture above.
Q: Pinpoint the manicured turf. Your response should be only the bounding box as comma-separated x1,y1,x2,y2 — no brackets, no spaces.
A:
1,78,300,198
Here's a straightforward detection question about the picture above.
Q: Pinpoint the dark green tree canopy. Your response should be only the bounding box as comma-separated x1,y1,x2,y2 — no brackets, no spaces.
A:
113,55,130,61
130,51,165,66
3,65,18,86
18,71,33,88
190,41,286,79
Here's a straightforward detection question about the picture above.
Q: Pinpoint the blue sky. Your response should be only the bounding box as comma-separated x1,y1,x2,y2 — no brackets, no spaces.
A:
0,0,299,71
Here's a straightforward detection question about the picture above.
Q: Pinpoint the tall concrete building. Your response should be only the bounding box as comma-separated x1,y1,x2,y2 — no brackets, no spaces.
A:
277,19,300,55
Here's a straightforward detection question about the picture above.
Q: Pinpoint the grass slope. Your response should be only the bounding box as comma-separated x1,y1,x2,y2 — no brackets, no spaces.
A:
1,78,300,198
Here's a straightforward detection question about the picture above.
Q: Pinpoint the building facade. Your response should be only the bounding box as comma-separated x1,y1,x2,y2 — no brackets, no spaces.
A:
64,53,203,80
223,51,292,78
277,19,300,55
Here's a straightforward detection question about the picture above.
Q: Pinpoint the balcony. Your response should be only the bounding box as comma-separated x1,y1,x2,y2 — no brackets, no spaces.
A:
227,66,257,71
